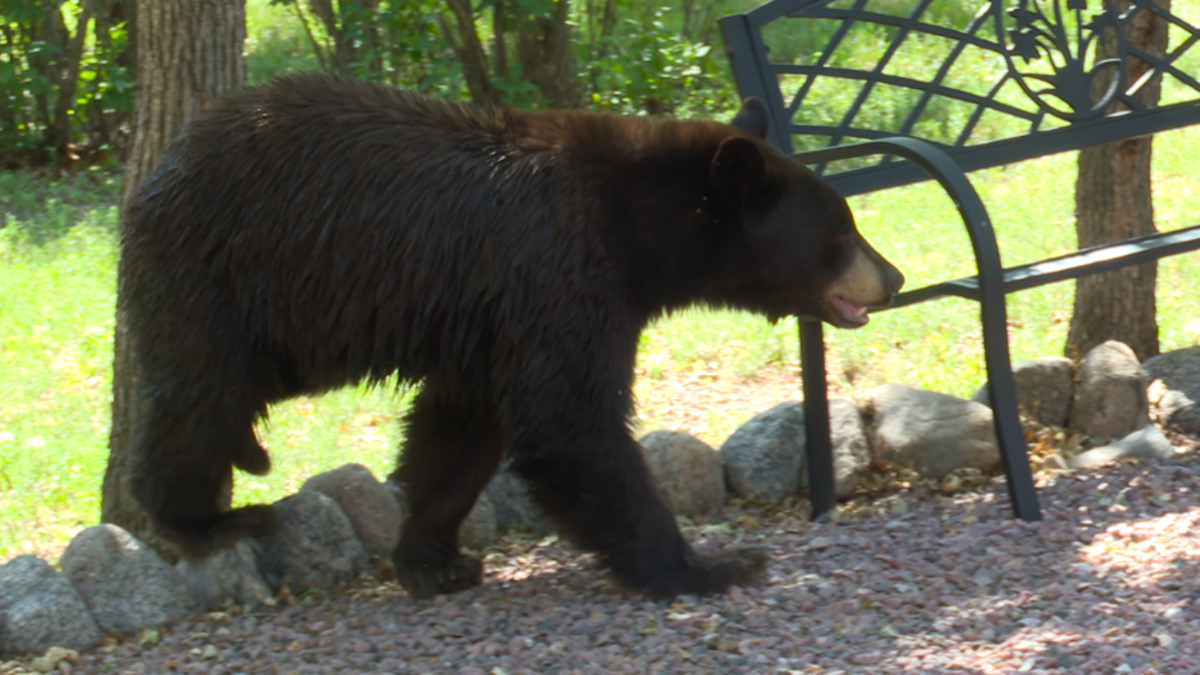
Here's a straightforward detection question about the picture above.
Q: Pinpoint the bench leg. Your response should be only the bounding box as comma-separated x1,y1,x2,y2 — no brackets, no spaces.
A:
800,319,837,520
980,298,1043,521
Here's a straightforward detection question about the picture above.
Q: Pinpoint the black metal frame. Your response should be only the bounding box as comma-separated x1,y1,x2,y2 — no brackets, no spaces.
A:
720,0,1200,522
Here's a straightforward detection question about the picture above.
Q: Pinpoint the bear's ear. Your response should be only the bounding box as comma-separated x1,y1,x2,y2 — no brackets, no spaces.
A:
711,136,766,206
730,97,769,140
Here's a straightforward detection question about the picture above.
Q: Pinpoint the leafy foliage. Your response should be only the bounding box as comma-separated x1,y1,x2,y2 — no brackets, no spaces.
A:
0,0,133,168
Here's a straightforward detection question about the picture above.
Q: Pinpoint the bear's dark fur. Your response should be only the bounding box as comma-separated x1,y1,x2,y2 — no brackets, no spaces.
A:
121,73,902,599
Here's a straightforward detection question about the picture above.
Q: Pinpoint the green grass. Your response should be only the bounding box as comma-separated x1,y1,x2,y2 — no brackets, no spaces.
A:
0,172,121,560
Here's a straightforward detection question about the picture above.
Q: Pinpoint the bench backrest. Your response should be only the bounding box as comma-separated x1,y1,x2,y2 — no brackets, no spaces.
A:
720,0,1200,196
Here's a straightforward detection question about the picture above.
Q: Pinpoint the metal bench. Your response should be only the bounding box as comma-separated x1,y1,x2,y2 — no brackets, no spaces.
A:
719,0,1200,522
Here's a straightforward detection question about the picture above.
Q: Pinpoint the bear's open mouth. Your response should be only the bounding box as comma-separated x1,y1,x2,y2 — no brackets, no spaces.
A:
830,294,869,327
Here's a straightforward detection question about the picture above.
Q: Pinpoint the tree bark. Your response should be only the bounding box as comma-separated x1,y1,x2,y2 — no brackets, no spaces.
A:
515,0,575,108
1066,0,1170,361
104,0,246,560
442,0,500,105
47,0,97,165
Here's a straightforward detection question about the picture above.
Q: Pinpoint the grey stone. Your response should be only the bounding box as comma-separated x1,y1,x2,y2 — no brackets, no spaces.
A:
385,482,499,552
1144,345,1200,437
639,430,726,516
301,463,401,558
719,402,805,501
59,524,201,633
257,490,370,589
820,399,872,499
863,384,1001,479
972,356,1075,427
459,493,498,552
484,467,556,535
176,540,278,608
1070,425,1177,469
1069,341,1150,441
0,555,102,658
718,400,870,501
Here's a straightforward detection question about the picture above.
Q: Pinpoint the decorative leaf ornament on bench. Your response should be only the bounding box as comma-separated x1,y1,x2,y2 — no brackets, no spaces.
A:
1000,0,1127,120
723,0,1200,192
720,0,1200,523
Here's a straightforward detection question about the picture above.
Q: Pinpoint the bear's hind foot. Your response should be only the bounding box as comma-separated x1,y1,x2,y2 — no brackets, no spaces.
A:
394,553,483,599
638,546,768,600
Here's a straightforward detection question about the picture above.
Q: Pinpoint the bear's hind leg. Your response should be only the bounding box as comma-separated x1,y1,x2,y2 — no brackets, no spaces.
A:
390,379,504,598
511,421,766,599
132,386,279,558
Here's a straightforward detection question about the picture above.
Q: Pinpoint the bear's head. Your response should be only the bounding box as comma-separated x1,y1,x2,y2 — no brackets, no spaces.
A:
712,98,904,328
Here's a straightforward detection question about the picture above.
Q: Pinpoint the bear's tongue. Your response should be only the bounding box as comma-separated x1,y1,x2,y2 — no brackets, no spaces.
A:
830,295,869,326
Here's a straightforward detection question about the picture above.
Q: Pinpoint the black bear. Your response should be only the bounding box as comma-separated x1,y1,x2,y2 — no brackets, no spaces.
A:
121,73,903,599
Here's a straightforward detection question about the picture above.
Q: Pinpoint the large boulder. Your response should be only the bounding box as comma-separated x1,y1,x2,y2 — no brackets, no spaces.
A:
0,555,102,658
638,430,725,516
718,400,869,501
257,490,370,589
60,524,202,633
1069,341,1149,441
301,463,402,559
484,467,556,535
176,539,279,607
862,384,1000,479
819,399,872,498
1144,345,1200,437
719,402,806,501
971,356,1074,427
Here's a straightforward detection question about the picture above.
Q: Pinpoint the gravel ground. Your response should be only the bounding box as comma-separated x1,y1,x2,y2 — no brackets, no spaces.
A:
15,449,1200,675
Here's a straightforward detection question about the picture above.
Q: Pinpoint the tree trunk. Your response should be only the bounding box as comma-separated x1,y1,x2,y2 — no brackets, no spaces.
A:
1066,0,1170,361
515,0,575,108
104,0,246,560
442,0,500,105
47,0,97,165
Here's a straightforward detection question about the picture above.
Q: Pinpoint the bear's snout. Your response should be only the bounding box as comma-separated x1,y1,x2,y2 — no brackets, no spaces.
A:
824,237,904,328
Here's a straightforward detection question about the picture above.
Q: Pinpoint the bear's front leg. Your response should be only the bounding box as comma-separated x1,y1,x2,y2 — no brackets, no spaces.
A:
509,422,767,599
390,379,504,598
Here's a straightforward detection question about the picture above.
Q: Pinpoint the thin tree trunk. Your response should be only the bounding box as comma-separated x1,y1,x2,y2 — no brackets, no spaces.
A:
48,0,97,165
493,1,508,79
1067,0,1170,362
105,0,246,560
442,0,499,105
516,0,575,108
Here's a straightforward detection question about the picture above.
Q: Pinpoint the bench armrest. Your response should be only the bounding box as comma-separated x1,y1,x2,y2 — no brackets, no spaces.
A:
795,136,1006,314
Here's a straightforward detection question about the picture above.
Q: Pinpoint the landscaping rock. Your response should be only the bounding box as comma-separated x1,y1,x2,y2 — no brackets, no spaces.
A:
818,399,872,499
176,539,278,608
863,384,1001,479
484,467,556,535
719,400,870,501
0,555,102,658
1069,341,1149,441
639,430,725,517
1144,345,1200,437
301,463,402,558
719,402,806,501
257,491,370,590
59,524,202,634
459,493,498,552
1070,425,1177,469
972,356,1074,427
